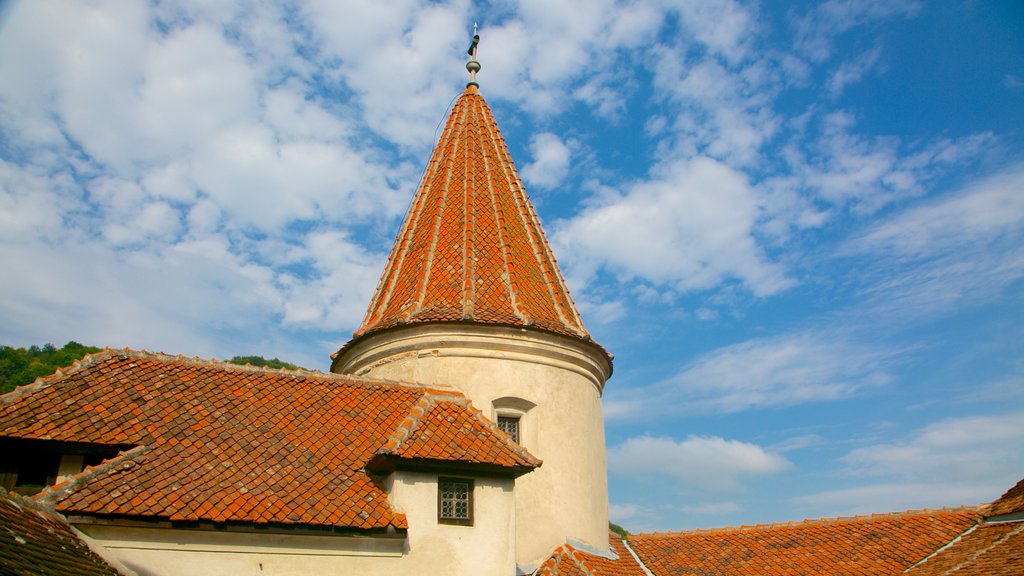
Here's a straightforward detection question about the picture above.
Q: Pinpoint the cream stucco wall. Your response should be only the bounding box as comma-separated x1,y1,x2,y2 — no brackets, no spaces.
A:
74,473,517,576
334,323,612,566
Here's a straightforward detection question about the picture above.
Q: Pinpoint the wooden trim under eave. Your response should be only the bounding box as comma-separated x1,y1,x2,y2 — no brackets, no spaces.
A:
365,454,539,479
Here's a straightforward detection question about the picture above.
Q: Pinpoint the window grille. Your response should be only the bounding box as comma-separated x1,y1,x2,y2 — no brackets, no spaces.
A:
438,478,473,525
497,416,520,444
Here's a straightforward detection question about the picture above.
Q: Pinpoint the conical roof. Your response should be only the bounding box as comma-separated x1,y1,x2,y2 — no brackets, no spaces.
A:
352,85,591,342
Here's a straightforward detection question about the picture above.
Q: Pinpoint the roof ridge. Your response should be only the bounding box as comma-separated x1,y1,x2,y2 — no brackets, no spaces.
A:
36,445,151,507
631,505,984,537
0,347,119,404
379,393,540,468
0,346,467,399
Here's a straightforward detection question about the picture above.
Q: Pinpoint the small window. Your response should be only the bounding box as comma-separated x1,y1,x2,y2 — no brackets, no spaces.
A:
497,416,520,444
438,477,474,526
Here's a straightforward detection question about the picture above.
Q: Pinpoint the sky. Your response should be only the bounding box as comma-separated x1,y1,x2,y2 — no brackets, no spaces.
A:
0,0,1022,533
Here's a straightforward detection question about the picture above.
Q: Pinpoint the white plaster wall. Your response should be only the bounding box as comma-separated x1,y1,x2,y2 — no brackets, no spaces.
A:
387,471,517,575
335,324,611,566
75,473,517,576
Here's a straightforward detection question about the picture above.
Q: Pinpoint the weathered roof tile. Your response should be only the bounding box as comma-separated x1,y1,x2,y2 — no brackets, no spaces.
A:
628,507,980,576
343,85,593,347
0,349,538,531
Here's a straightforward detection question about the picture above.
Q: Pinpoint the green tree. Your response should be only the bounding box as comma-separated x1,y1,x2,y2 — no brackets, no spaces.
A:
0,341,102,394
609,521,629,538
227,355,304,371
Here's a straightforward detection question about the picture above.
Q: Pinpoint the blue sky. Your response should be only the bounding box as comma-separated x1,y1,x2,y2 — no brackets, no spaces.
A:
1,0,1022,532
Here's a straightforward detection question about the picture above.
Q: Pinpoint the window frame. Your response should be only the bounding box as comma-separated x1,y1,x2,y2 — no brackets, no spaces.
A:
496,415,521,444
437,477,474,526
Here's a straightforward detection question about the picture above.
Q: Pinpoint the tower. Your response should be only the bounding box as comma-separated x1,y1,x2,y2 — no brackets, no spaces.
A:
332,32,613,566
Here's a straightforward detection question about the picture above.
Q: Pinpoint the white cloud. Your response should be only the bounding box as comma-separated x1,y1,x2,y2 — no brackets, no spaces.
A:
554,156,791,300
843,164,1024,318
608,434,789,492
793,0,920,62
795,413,1024,514
827,43,883,98
842,413,1024,481
605,332,896,419
521,133,573,190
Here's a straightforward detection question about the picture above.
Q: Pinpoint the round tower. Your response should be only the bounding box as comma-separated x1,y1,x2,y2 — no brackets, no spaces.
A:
332,72,613,565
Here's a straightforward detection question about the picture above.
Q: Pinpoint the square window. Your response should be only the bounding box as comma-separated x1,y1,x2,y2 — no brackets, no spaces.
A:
438,477,474,526
497,416,520,444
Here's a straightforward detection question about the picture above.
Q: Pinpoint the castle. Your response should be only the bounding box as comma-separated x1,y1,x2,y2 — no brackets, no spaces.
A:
1,36,1021,576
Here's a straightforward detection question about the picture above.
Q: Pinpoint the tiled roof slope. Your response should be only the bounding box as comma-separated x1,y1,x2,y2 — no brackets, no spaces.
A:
904,522,1024,576
0,349,537,530
904,476,1024,576
0,488,124,576
986,476,1024,517
385,398,540,470
535,532,649,576
628,507,980,576
350,85,590,343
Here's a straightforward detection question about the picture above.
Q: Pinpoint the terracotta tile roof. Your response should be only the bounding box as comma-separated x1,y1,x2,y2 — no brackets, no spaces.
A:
904,476,1024,576
904,521,1024,576
535,532,650,576
343,85,595,348
986,476,1024,517
384,397,540,470
628,507,981,576
0,349,538,530
0,488,124,576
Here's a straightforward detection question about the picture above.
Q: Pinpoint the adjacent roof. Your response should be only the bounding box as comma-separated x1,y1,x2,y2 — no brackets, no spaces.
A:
905,477,1024,576
345,85,592,346
986,476,1024,517
535,532,650,576
627,507,980,576
0,349,538,531
0,488,124,576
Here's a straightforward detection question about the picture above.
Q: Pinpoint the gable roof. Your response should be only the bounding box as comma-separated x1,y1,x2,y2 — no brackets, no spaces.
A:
0,488,125,576
535,532,650,576
904,476,1024,576
986,476,1024,517
627,507,980,576
339,85,596,354
0,349,538,531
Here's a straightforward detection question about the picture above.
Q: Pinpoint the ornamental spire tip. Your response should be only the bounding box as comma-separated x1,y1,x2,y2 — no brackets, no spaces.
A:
466,23,481,88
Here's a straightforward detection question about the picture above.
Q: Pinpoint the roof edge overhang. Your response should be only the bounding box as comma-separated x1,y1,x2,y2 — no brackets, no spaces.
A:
366,453,538,479
65,513,408,537
331,321,613,393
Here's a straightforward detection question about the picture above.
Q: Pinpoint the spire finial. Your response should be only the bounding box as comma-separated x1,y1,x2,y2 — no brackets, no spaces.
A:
466,23,481,88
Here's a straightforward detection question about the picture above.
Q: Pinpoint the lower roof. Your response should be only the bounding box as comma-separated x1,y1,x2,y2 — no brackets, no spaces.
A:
0,488,124,576
0,349,538,531
627,507,980,576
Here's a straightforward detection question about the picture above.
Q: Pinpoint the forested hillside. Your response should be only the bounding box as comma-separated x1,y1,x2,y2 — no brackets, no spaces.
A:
0,343,305,394
0,342,101,394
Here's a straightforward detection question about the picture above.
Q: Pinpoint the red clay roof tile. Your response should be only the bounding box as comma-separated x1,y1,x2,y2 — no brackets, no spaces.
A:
0,488,125,576
627,508,980,576
904,521,1024,576
342,85,594,347
0,349,538,531
535,532,650,576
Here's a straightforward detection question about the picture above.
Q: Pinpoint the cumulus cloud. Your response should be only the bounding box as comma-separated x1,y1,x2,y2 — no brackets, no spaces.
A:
605,331,896,419
521,133,573,190
554,156,791,299
608,435,789,492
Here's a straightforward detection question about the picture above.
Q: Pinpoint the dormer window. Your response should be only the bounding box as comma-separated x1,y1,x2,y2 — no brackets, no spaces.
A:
496,416,520,444
438,477,473,526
